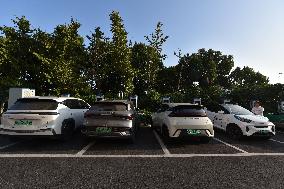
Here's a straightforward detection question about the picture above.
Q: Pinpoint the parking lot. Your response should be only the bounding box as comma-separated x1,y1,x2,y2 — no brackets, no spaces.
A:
1,127,284,188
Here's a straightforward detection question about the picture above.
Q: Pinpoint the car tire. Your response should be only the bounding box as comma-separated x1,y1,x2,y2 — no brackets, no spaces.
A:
60,119,75,141
227,125,243,140
162,125,171,144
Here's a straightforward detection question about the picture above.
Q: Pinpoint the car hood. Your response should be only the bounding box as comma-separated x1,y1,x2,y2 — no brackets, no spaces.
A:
236,114,269,123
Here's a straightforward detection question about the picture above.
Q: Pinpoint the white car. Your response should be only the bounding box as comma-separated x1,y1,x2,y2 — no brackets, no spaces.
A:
206,104,275,140
0,96,90,140
152,103,214,143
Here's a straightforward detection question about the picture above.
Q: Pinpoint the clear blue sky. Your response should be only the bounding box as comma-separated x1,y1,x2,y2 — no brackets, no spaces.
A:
1,0,283,83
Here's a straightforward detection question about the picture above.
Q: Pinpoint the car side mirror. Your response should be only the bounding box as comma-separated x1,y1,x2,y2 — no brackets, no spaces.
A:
218,110,225,114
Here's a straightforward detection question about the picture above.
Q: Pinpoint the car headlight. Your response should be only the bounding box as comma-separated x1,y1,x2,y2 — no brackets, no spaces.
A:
234,115,252,123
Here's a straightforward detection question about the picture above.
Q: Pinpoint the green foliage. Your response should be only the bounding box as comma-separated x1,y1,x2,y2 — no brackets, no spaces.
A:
156,66,179,94
0,14,281,114
177,48,234,89
145,22,169,61
230,66,269,88
131,42,162,95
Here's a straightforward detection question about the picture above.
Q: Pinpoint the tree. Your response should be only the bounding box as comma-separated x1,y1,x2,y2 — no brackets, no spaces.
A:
155,66,179,94
131,42,162,95
34,18,89,96
105,11,134,97
86,27,110,94
230,66,269,87
176,48,234,89
145,22,169,61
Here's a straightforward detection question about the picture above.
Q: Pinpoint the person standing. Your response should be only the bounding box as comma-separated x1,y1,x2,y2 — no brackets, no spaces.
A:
252,101,264,116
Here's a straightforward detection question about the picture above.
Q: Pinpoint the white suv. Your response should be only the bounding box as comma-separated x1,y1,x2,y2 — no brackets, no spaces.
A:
152,103,214,143
0,97,90,140
206,104,275,140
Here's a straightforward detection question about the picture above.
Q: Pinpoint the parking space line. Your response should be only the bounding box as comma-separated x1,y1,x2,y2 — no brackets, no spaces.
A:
153,131,171,155
1,153,284,158
75,141,96,156
213,138,248,153
269,139,284,144
0,142,20,150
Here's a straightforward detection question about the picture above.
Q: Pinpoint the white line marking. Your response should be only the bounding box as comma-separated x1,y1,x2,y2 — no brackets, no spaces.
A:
213,138,248,153
76,141,96,156
1,153,284,158
269,139,284,144
153,130,171,155
0,142,20,150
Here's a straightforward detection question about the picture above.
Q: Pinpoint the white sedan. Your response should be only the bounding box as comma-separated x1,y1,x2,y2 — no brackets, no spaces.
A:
152,103,214,143
206,104,275,140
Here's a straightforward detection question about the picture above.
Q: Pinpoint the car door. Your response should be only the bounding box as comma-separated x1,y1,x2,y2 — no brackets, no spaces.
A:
214,105,230,130
211,105,225,129
71,99,89,128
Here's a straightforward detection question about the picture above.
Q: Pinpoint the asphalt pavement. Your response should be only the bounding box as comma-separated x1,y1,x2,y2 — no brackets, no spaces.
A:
0,127,284,188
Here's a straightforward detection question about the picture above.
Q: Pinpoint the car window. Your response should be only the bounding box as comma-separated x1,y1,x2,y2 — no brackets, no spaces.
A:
63,99,81,109
90,102,128,111
78,100,90,109
9,99,58,110
206,104,221,113
157,104,170,113
220,106,230,114
223,104,253,115
171,105,207,117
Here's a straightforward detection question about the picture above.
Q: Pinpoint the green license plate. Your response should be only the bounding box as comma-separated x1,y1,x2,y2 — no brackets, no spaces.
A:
95,127,112,134
14,120,32,126
260,130,269,134
187,129,201,135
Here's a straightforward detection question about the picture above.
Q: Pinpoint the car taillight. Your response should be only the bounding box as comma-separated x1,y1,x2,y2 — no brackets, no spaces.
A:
121,115,133,120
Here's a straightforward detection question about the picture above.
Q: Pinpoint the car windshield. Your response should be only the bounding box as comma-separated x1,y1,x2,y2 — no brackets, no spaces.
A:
91,102,128,111
223,105,253,115
9,99,59,110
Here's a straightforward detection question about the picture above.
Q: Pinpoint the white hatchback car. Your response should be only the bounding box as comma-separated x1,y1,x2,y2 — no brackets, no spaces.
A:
206,104,275,140
0,96,90,140
152,103,214,143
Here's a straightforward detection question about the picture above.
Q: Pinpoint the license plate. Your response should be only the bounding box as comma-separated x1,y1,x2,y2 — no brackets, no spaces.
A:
187,129,201,135
95,127,112,134
14,120,32,126
260,130,269,134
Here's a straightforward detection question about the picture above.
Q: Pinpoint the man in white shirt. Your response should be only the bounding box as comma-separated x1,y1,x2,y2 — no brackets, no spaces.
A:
251,101,264,116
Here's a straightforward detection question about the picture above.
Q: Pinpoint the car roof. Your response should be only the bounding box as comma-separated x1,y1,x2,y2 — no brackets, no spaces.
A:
18,96,81,102
163,103,202,107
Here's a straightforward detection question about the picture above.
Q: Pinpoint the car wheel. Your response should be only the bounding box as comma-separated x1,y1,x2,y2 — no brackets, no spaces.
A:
61,120,74,141
162,125,171,143
227,125,243,140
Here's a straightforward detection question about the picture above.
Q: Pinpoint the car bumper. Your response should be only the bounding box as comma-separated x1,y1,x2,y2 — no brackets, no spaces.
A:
168,123,214,138
81,126,134,138
242,124,276,137
171,129,214,138
0,128,56,136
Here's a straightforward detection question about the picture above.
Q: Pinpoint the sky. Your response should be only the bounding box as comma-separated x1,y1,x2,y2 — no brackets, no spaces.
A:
0,0,283,84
